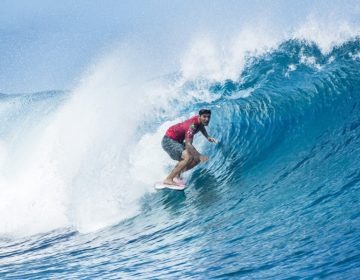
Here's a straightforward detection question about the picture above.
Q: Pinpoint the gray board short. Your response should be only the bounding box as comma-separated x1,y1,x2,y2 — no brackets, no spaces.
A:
162,136,185,161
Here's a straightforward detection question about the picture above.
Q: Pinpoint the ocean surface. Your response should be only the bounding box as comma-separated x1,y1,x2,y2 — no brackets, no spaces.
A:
0,38,360,279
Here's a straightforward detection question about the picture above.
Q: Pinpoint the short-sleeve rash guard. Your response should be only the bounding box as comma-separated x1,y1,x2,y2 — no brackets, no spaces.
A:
165,116,201,143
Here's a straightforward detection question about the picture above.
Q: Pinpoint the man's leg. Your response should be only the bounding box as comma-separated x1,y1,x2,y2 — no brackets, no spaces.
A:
163,150,193,185
182,157,200,172
174,160,196,178
172,158,198,184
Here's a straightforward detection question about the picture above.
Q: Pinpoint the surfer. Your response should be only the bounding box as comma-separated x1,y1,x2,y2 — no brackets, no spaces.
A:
161,109,217,186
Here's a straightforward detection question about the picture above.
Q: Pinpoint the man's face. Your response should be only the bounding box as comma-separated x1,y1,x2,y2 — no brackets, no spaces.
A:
199,113,211,126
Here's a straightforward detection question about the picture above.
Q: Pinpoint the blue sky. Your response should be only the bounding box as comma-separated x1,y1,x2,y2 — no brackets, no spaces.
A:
0,0,359,93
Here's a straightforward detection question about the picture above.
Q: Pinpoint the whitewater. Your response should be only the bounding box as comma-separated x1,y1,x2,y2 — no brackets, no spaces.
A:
1,8,360,279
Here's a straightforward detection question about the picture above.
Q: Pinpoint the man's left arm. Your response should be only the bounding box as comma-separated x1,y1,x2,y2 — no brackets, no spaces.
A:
200,126,217,143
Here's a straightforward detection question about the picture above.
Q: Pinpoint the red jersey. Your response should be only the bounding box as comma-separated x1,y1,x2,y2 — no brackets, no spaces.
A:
165,116,202,143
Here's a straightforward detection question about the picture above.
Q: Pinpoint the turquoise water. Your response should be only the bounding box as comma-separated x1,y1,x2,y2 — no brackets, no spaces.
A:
0,39,360,279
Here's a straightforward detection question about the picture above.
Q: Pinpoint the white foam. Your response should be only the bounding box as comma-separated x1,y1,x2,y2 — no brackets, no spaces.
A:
0,140,7,175
350,51,360,60
180,17,359,83
285,64,297,78
0,45,184,236
294,17,360,53
180,27,279,82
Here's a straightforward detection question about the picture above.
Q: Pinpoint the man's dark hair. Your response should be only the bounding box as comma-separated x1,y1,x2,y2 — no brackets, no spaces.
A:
199,109,211,116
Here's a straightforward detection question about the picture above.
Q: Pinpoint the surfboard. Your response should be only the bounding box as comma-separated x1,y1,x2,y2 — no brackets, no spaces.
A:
154,182,187,191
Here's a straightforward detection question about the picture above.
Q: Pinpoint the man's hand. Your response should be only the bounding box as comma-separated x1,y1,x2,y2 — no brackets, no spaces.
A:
208,137,217,143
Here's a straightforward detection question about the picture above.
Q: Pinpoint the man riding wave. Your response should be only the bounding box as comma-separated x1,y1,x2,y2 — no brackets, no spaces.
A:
161,109,217,186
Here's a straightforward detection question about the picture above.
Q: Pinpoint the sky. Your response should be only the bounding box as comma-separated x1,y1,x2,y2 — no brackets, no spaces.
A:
0,0,359,93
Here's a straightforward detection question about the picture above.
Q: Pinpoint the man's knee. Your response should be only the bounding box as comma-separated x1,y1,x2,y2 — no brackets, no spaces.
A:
187,156,200,166
182,153,192,163
186,155,195,164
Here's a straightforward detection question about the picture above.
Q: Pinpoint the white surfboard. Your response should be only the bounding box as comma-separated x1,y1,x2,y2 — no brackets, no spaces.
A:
154,182,187,191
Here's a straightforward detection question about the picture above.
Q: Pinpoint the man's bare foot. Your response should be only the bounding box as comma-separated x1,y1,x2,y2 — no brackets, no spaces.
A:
163,178,180,186
174,177,186,185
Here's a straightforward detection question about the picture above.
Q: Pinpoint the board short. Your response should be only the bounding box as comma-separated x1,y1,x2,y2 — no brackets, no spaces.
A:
162,136,185,161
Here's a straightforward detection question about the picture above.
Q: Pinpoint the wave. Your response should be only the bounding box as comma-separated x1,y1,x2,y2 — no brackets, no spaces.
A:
0,37,359,238
199,38,360,182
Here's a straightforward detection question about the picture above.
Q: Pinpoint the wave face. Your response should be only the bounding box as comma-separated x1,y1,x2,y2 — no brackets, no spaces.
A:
1,38,360,279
